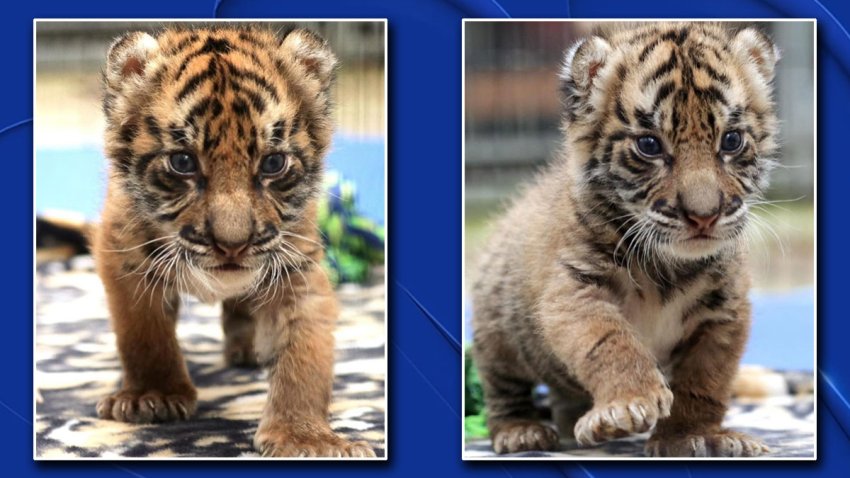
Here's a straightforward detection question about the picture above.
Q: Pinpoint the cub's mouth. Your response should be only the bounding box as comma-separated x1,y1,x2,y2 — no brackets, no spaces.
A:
207,263,250,273
685,233,719,241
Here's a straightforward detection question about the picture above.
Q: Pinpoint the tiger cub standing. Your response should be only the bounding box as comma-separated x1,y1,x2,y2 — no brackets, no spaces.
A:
472,23,780,457
92,27,374,457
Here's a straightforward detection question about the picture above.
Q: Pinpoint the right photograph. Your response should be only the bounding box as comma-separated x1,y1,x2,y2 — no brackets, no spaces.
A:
463,20,815,459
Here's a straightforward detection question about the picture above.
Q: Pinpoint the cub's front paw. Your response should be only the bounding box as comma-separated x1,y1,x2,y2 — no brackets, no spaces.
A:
646,429,770,457
254,426,376,458
96,389,197,423
491,420,560,454
574,383,673,445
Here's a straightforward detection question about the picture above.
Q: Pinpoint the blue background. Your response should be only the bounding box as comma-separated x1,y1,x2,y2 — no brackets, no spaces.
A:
13,0,845,477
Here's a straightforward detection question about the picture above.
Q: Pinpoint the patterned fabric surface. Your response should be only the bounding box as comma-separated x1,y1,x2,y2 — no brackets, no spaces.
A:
35,258,386,458
464,394,815,458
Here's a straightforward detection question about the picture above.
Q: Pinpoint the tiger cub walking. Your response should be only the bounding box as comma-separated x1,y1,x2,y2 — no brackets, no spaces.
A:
472,23,779,457
92,27,374,457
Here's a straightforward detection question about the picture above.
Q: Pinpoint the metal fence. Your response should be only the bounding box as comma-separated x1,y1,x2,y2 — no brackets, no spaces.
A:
35,21,385,70
465,21,815,205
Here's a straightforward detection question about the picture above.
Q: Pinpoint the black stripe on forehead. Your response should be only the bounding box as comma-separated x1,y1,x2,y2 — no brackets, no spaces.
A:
270,120,286,144
726,106,745,126
172,36,230,81
226,75,268,115
167,33,199,55
641,50,678,88
167,123,191,145
238,30,265,47
653,81,676,110
176,59,218,102
695,61,731,87
184,97,211,130
660,26,689,45
225,63,281,103
634,25,691,63
693,85,728,106
199,36,232,54
144,115,161,138
634,109,656,129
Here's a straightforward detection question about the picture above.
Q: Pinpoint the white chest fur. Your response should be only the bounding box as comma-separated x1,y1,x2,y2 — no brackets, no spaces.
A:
617,274,708,367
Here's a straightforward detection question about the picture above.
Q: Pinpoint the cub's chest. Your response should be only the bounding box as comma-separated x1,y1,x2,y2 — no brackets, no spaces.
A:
616,275,711,367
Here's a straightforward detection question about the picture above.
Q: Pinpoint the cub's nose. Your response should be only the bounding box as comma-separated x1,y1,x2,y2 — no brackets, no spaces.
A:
211,238,250,260
684,211,720,234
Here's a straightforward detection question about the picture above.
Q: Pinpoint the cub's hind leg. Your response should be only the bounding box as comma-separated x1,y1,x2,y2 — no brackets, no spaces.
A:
95,257,197,423
549,386,591,443
222,298,258,367
473,337,559,454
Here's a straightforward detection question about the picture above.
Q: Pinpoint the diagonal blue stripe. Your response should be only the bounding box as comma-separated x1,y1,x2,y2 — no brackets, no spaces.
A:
489,0,512,17
0,118,31,137
813,0,850,45
115,466,149,478
0,399,30,425
821,370,850,414
820,370,850,441
397,282,462,354
393,342,459,417
821,398,850,443
576,464,596,478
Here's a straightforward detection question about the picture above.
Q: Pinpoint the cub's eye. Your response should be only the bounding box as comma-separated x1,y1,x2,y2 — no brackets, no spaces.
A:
261,153,288,176
720,130,743,153
636,136,663,157
168,153,197,175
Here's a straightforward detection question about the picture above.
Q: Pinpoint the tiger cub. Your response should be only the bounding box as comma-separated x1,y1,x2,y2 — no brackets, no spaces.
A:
472,23,779,457
92,27,375,457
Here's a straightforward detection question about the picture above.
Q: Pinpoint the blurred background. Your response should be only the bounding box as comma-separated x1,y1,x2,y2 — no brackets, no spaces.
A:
36,20,385,223
35,20,386,283
464,21,815,371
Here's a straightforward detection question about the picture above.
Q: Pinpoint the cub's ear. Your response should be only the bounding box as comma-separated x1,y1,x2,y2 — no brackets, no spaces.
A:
559,36,613,119
279,28,338,91
731,27,780,84
104,32,159,92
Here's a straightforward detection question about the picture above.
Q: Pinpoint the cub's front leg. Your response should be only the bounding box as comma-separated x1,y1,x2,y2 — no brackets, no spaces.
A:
252,272,375,458
95,253,197,423
538,280,673,446
646,302,769,457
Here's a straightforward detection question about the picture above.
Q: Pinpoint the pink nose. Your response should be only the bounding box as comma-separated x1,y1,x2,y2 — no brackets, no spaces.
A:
212,239,249,260
685,212,720,233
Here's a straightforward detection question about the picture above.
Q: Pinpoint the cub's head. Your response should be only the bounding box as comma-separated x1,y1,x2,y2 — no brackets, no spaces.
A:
560,23,779,260
103,27,337,298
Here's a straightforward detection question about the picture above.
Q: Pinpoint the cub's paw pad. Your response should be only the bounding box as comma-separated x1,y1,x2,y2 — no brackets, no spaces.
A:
645,430,770,457
96,390,197,423
492,421,560,454
254,431,376,458
574,387,674,445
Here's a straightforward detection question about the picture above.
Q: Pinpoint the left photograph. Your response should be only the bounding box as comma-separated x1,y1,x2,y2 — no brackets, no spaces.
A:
34,19,387,459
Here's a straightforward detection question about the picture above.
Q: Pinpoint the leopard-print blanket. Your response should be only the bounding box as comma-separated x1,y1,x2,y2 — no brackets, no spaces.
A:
464,387,814,458
35,258,386,458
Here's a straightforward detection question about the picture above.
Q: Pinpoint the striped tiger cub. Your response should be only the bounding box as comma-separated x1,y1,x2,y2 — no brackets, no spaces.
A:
471,23,780,457
92,26,374,457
